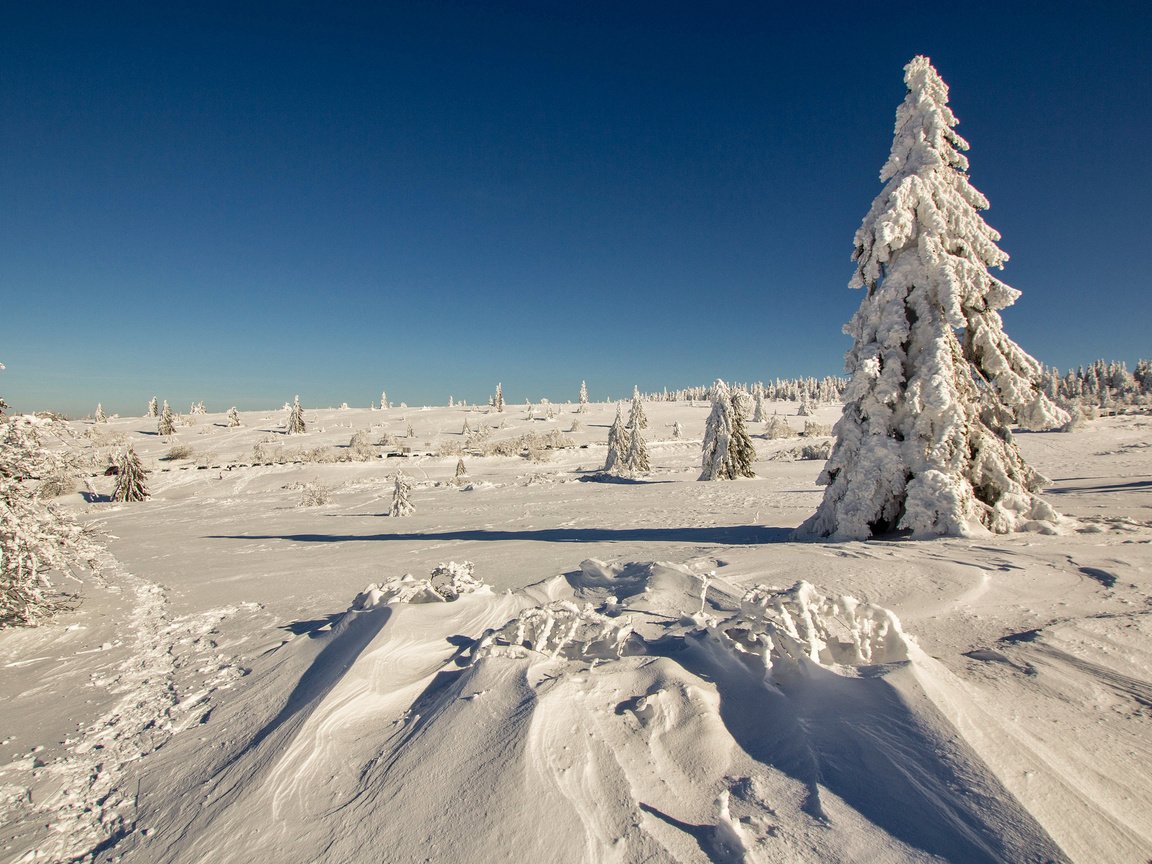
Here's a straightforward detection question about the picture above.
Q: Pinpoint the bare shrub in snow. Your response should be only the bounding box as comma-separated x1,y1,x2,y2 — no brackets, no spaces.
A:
297,482,330,507
161,444,194,461
801,57,1067,540
480,601,634,661
763,416,798,439
36,472,75,499
721,581,909,674
434,438,464,458
347,430,376,461
772,441,832,462
252,441,280,464
801,420,832,438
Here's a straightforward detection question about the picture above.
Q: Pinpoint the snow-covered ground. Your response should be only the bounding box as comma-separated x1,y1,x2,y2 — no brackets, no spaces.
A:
1,401,1149,863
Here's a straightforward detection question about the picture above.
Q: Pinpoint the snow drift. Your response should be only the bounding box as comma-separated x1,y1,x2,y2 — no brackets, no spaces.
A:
123,559,1068,864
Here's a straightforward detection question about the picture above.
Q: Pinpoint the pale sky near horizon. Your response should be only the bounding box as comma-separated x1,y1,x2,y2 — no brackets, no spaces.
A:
3,1,1149,417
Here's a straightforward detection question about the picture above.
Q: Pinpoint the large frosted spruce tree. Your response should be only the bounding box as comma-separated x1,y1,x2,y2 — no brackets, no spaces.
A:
800,57,1067,541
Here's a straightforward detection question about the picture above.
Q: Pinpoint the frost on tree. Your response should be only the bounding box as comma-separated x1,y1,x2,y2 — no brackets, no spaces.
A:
494,383,504,413
624,396,650,475
603,403,631,474
94,403,107,423
227,406,241,427
147,396,158,418
800,56,1068,541
577,380,589,413
286,395,306,435
112,447,149,502
1,380,100,626
158,401,176,437
630,386,647,429
700,379,756,481
390,471,414,517
380,390,390,410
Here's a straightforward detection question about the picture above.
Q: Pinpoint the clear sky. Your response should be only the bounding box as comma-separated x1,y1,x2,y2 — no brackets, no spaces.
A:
2,1,1149,417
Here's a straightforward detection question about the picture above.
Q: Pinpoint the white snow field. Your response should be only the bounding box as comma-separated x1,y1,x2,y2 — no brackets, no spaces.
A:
1,400,1150,863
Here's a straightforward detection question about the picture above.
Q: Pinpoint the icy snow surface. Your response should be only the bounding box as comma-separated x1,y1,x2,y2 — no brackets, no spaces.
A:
1,402,1150,863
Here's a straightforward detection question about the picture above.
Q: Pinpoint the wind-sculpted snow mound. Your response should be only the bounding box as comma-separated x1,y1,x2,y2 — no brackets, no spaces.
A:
727,580,910,673
478,600,635,660
125,560,1068,864
352,560,489,607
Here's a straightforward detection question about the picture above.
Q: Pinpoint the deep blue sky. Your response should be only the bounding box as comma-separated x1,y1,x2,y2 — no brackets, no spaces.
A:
3,2,1149,416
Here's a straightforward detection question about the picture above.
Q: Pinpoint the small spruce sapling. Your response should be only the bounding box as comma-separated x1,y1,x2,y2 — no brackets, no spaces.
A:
158,401,176,437
390,471,414,517
577,380,589,413
94,404,107,424
112,447,149,502
147,397,158,418
630,386,648,429
287,395,305,435
603,403,632,474
227,407,241,427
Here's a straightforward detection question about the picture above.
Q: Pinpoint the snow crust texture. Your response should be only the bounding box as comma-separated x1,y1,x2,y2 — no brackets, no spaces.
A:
109,559,1072,864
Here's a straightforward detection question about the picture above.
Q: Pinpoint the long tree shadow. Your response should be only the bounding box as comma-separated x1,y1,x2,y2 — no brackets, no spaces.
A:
207,525,795,546
1048,478,1152,494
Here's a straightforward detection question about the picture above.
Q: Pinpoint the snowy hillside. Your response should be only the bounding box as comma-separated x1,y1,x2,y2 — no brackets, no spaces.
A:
1,400,1150,863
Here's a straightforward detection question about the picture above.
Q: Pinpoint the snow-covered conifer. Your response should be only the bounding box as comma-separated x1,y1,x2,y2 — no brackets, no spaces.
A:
2,380,100,626
462,417,471,435
112,447,149,502
603,403,632,474
390,471,414,517
630,386,648,429
672,421,683,440
577,380,589,413
494,383,504,413
455,458,467,480
752,391,766,423
286,395,305,435
380,391,390,410
94,404,107,423
800,57,1067,540
700,379,756,481
733,388,753,420
147,397,158,418
227,407,241,427
158,401,176,437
